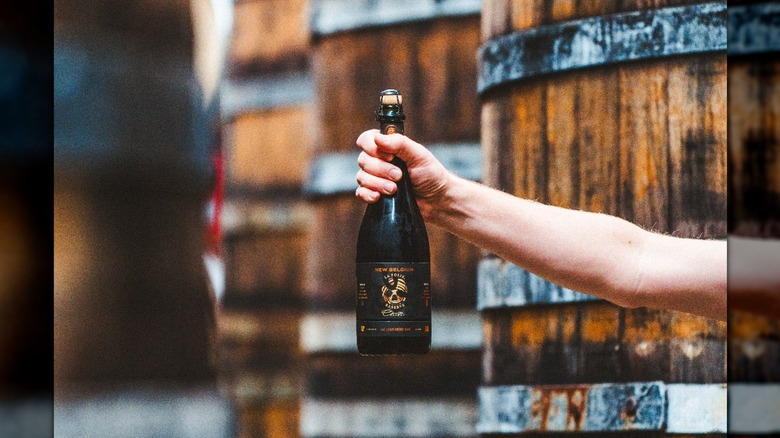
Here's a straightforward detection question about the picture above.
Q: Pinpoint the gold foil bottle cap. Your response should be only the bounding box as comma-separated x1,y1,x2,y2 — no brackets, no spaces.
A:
380,89,402,105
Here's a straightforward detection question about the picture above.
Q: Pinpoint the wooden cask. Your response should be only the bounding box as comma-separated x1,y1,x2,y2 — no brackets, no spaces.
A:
54,0,218,386
227,0,310,78
477,1,727,435
726,3,780,436
218,1,314,437
303,1,484,436
728,2,780,238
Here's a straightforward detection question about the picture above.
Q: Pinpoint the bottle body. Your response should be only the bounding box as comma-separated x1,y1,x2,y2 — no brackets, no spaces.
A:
356,90,431,355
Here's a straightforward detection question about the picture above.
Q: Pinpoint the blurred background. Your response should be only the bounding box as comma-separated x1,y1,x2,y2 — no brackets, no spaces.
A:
0,0,770,437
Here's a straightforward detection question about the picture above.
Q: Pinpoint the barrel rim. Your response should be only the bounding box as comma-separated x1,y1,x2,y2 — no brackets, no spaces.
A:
477,382,727,434
477,2,727,95
310,0,480,38
477,257,600,310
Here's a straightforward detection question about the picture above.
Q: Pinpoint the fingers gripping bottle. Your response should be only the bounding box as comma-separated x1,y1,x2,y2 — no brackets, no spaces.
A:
356,89,431,355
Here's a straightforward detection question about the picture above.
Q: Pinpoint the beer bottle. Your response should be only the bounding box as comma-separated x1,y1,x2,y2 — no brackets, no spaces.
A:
355,89,431,355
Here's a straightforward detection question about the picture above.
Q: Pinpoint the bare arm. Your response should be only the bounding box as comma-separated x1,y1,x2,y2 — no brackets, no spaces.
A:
356,130,727,321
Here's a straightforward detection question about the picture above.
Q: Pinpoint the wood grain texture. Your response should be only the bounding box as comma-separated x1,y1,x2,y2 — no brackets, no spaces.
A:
221,199,310,309
225,106,314,192
667,55,727,238
511,82,546,201
618,61,670,231
482,302,727,386
227,0,310,77
729,309,780,382
483,0,715,40
236,399,300,438
306,351,481,398
728,57,780,237
479,7,728,431
314,16,481,153
489,56,726,233
545,75,578,209
576,70,621,215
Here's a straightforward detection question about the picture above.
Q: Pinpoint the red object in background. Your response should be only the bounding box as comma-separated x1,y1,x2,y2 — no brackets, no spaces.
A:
206,145,224,257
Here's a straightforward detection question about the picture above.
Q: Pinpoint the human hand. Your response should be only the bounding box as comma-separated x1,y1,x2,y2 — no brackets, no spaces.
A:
355,129,451,215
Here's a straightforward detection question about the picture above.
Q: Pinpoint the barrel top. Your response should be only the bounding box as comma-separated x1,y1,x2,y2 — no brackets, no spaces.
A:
311,0,480,37
478,2,727,95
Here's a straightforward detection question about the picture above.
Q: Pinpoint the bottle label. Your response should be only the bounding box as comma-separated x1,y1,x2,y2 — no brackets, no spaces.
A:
356,262,430,336
380,123,403,135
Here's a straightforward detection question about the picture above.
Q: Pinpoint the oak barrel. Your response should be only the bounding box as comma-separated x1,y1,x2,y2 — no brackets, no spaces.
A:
54,0,234,434
726,2,780,436
218,0,314,436
478,1,727,435
54,0,217,386
302,0,484,436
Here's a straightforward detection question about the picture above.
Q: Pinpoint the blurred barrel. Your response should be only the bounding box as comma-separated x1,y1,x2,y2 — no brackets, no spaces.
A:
477,1,727,435
302,0,484,436
54,0,234,435
728,2,780,238
217,0,313,436
727,2,780,436
54,0,216,386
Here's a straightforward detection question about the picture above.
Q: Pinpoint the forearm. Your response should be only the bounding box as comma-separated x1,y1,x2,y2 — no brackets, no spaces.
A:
424,174,726,320
426,175,644,301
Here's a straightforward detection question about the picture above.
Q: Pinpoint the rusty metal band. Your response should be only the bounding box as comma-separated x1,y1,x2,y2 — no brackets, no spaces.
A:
728,3,780,56
311,0,481,37
478,382,727,434
478,258,599,310
477,2,727,95
304,142,481,198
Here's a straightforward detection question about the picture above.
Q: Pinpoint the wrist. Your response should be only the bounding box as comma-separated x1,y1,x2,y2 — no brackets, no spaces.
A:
419,171,461,225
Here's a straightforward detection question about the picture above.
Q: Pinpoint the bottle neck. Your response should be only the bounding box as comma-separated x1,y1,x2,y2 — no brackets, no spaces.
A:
365,156,416,218
374,117,415,208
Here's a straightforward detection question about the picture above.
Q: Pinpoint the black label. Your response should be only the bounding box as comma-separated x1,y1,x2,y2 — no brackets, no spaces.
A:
356,262,430,335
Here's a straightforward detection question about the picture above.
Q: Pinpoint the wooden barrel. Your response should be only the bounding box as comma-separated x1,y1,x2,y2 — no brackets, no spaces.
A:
217,1,314,436
477,1,727,435
302,0,484,436
54,0,217,386
53,0,236,435
728,2,780,238
726,2,780,436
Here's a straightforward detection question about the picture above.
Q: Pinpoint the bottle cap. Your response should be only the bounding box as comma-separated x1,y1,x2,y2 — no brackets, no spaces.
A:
380,89,402,105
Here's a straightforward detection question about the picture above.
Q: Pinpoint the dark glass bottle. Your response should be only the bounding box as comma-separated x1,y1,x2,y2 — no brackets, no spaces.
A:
356,89,431,355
